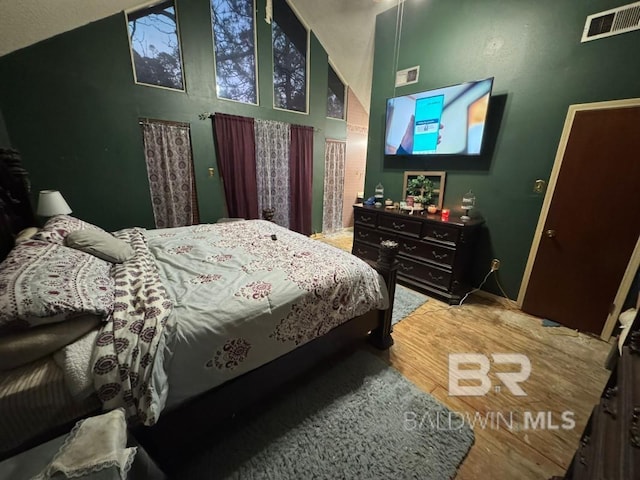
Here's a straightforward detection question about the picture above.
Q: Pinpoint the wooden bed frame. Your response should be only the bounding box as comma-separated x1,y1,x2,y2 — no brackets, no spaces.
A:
0,161,399,465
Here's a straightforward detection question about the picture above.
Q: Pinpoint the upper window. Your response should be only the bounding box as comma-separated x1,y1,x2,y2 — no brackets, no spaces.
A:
272,0,308,113
211,0,258,104
327,65,346,120
127,1,184,90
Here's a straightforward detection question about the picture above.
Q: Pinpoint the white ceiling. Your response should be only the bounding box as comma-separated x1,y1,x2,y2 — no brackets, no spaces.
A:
0,0,397,111
290,0,395,111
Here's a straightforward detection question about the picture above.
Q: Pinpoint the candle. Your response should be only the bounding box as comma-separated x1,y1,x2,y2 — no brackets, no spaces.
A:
441,208,450,221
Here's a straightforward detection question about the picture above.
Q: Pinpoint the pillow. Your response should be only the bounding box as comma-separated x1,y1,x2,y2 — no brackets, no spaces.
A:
32,215,107,245
65,230,135,263
33,408,136,480
0,240,114,333
15,227,39,243
0,314,100,370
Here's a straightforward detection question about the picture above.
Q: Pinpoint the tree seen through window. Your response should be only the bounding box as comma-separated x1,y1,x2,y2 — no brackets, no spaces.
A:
127,1,184,90
327,65,346,119
272,0,308,113
211,0,257,104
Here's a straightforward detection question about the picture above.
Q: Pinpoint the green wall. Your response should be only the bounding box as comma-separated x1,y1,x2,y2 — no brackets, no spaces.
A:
0,108,10,147
0,0,343,232
366,0,640,298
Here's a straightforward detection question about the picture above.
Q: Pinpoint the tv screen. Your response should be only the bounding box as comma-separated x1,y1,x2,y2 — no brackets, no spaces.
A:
384,77,494,156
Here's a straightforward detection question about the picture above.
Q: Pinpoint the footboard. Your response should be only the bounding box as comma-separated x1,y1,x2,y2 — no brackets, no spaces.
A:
368,240,399,350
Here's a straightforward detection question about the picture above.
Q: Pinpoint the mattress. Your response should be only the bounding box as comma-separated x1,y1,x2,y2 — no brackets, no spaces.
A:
0,356,100,455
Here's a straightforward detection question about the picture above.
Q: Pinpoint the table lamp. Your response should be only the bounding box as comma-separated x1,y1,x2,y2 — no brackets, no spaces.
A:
37,190,72,217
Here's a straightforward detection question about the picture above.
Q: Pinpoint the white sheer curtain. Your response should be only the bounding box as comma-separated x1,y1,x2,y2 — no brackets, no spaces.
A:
322,140,346,234
141,120,198,228
254,119,290,228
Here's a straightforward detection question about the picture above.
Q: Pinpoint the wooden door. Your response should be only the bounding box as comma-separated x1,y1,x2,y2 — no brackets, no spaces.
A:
521,103,640,334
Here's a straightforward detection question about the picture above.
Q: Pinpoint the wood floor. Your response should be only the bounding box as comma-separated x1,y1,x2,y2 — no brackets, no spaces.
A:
319,231,611,479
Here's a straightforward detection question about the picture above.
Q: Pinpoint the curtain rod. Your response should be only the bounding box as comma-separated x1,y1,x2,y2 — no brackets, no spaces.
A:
201,112,323,132
139,118,190,127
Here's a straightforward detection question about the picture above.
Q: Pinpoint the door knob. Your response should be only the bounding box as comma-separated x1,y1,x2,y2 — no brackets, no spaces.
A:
545,229,556,238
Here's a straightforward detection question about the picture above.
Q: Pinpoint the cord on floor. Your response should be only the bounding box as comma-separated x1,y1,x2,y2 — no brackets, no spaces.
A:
413,267,514,314
458,268,494,306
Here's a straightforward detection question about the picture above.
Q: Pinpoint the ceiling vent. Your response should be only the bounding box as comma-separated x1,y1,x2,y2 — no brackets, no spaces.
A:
581,1,640,42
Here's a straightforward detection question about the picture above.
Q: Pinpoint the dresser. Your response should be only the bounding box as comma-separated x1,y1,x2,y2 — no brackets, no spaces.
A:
352,205,483,304
551,311,640,480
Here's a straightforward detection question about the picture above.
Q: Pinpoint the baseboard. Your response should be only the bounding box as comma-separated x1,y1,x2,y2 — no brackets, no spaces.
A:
473,289,519,309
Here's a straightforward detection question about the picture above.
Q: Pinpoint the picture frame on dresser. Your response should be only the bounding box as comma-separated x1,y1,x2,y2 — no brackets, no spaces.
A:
402,171,446,210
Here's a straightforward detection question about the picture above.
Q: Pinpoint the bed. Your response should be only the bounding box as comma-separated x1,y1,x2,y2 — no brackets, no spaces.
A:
0,165,399,460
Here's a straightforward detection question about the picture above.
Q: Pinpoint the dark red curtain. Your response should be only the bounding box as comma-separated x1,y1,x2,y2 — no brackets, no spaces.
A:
213,114,259,220
289,124,313,235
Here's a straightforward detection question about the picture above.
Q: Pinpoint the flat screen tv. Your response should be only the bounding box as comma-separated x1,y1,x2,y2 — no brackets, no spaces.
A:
384,77,494,156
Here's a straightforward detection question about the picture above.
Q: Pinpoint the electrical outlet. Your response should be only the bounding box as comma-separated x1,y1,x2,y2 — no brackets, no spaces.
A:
491,259,501,271
533,179,546,194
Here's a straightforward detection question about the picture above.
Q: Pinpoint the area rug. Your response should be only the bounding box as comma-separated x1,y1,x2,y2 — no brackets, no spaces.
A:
175,350,474,479
392,284,429,325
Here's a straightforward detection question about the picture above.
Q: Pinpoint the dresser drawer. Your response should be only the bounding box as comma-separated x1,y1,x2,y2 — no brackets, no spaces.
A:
352,241,378,262
378,214,422,237
398,237,456,268
354,226,398,248
376,230,398,245
397,257,451,291
354,209,377,227
423,223,460,245
354,226,378,245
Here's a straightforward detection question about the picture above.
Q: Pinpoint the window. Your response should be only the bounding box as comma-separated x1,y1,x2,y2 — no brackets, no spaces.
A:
127,1,184,90
327,64,346,120
211,0,258,104
272,0,308,113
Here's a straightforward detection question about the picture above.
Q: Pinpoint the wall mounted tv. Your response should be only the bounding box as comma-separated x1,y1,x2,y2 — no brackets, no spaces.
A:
385,77,494,156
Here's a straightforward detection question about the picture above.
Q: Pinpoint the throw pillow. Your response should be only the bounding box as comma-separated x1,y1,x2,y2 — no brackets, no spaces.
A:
65,230,135,263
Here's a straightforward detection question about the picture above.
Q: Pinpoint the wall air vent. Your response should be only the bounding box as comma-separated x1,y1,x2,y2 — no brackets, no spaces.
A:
582,1,640,42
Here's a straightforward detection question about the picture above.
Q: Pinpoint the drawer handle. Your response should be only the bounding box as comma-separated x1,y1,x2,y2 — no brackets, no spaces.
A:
358,231,369,239
392,222,406,230
603,386,618,419
401,264,414,272
431,251,448,260
360,215,372,222
403,243,417,252
579,436,590,465
428,272,444,282
631,407,640,448
432,230,449,240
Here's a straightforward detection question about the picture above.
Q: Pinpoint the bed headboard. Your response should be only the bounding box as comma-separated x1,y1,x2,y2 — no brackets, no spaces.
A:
0,148,35,261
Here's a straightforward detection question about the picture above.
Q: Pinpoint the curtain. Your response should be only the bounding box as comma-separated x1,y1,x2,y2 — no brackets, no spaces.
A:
141,121,199,228
322,140,346,234
289,124,313,236
213,113,259,220
255,119,290,228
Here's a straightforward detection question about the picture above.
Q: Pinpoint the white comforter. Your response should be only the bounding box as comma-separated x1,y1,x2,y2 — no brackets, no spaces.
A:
146,220,388,410
57,221,388,422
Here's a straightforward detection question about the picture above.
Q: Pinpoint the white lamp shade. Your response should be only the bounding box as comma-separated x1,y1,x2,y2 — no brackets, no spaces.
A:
37,190,72,217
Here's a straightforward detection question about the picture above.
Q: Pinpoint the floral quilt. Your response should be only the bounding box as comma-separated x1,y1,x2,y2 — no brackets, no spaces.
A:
144,220,388,410
90,228,173,425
